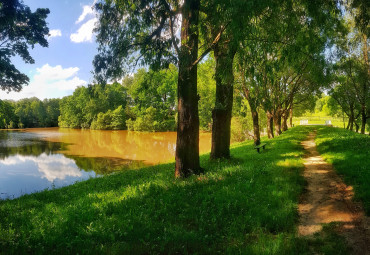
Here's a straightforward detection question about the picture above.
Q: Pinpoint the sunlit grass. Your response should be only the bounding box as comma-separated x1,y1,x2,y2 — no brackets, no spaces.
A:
293,116,347,128
0,126,349,254
315,126,370,215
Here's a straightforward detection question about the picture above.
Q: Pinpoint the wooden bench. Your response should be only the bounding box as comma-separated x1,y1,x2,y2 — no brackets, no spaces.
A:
254,143,266,153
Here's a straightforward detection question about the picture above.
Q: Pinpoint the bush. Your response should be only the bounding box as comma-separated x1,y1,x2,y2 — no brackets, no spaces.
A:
126,106,175,132
90,106,126,130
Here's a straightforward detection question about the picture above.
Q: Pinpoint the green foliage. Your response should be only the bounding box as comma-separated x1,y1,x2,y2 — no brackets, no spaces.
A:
0,98,60,128
125,65,177,132
351,0,370,36
314,95,336,117
59,83,128,129
315,127,370,215
91,106,126,130
93,0,179,82
126,106,175,132
198,57,216,130
0,100,18,129
230,116,250,142
0,126,330,254
0,0,49,92
1,60,215,133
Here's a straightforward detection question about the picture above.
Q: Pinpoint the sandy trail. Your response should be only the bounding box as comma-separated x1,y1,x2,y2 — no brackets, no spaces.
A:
299,132,370,254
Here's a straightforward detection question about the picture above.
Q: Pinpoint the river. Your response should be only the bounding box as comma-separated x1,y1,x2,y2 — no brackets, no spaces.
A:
0,128,211,199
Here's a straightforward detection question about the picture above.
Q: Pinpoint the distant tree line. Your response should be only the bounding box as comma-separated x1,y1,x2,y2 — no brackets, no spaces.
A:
0,59,217,131
0,98,60,129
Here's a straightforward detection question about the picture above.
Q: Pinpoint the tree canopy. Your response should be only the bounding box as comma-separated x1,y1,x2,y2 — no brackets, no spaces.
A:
0,0,49,92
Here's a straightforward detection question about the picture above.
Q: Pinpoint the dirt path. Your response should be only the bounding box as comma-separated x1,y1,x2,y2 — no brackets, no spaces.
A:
299,132,370,254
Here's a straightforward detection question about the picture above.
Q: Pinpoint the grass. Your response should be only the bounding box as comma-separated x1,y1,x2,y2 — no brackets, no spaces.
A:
315,126,370,215
293,116,346,128
0,126,349,254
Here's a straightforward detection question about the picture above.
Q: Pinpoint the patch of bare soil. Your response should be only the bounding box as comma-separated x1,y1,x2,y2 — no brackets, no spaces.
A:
299,132,370,255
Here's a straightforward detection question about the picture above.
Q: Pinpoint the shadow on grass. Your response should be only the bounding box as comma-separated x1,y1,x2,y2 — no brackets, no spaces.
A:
0,126,332,254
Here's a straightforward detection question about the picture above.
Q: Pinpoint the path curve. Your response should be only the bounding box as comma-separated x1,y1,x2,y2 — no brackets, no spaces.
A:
298,132,370,254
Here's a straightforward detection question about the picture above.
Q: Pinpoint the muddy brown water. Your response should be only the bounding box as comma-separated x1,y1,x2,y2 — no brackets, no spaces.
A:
0,128,211,199
299,132,370,254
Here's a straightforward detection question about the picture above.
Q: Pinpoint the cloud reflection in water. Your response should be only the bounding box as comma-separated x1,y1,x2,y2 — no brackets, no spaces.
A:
0,153,96,199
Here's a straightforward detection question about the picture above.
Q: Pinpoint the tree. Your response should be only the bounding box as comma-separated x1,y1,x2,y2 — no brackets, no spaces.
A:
350,0,370,36
44,98,60,127
10,97,60,128
94,0,212,177
58,83,128,129
0,99,18,128
235,0,342,143
125,65,177,131
0,0,49,92
200,0,275,158
330,6,370,134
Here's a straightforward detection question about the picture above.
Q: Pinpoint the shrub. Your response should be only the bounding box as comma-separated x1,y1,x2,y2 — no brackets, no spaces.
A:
90,106,126,130
126,106,175,132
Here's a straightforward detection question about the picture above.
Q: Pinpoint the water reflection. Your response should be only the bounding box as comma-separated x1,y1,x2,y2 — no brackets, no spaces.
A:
37,128,211,164
0,128,211,199
0,154,96,199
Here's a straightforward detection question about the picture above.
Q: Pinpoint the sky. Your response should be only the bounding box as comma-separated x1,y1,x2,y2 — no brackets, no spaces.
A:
1,0,99,101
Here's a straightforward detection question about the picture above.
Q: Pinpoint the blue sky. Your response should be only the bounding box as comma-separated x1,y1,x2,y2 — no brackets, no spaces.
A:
2,0,99,100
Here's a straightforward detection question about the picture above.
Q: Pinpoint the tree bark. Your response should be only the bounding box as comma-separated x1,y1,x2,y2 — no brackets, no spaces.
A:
210,41,236,159
282,109,288,131
361,105,366,134
348,108,354,131
289,106,293,128
248,103,260,145
361,33,368,134
273,109,282,136
175,0,201,178
266,110,274,139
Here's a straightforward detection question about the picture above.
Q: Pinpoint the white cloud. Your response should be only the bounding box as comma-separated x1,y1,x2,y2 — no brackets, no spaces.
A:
76,5,94,24
48,29,62,39
70,17,97,43
1,64,87,100
71,2,97,43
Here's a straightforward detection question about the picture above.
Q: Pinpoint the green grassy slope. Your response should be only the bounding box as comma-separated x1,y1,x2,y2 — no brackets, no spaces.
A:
0,126,350,254
315,127,370,215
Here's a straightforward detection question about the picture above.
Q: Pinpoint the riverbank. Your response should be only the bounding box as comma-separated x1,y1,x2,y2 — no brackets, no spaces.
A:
0,126,350,254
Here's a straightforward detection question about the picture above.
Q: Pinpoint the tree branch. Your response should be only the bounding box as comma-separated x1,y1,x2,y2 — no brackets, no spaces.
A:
191,23,229,67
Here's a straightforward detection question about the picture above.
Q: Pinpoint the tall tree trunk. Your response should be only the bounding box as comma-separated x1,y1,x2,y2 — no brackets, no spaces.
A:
362,34,369,134
248,101,260,145
346,117,350,129
282,109,288,131
175,0,201,178
273,109,282,136
289,105,293,128
348,108,354,131
266,110,274,139
361,105,366,134
210,41,236,159
252,110,260,145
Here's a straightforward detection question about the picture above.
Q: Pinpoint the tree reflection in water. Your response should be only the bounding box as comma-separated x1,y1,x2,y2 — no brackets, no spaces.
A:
0,128,211,198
